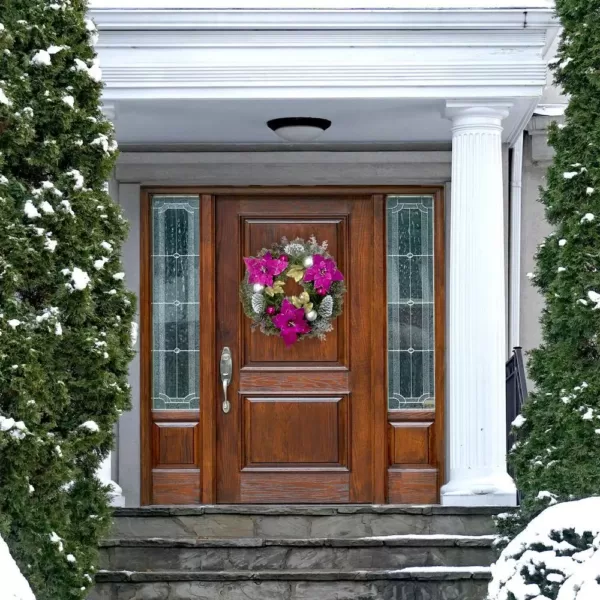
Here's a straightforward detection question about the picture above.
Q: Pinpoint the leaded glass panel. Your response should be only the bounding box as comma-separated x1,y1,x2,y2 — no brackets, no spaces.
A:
387,196,435,410
152,196,200,410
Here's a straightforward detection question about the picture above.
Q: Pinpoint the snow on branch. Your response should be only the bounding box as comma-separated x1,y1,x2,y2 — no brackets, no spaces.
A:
488,497,600,600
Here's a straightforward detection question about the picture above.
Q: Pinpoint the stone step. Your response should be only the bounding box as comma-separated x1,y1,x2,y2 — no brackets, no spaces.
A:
111,505,501,539
99,534,496,571
90,567,492,600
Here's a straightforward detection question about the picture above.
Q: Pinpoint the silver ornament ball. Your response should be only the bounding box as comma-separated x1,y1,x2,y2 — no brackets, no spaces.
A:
306,310,318,322
303,256,314,268
253,283,264,293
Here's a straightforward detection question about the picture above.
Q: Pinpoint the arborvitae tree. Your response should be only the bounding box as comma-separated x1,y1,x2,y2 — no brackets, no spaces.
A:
0,1,135,598
499,0,600,543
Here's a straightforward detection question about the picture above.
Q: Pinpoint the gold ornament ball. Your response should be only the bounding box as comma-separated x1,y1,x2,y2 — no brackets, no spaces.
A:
303,256,314,268
306,310,318,322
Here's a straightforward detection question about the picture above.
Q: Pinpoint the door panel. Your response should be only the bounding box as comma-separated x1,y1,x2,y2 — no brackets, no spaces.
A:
242,218,346,365
243,396,348,467
216,195,374,503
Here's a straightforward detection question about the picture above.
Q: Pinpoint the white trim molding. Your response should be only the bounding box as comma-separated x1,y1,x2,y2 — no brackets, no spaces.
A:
90,3,556,31
509,132,524,351
442,100,517,506
116,150,452,185
93,4,555,118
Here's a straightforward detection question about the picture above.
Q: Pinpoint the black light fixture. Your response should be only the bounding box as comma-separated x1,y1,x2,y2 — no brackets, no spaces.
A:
267,117,332,142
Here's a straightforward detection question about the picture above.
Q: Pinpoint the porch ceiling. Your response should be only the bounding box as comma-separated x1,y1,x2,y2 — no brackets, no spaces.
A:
110,97,536,148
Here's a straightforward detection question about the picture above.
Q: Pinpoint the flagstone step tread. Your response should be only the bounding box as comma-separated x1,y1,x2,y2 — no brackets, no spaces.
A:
96,567,492,583
111,510,500,538
100,534,496,549
115,505,508,517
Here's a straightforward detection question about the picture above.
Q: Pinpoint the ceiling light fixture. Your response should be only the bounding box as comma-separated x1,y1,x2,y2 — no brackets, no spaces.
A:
267,117,332,142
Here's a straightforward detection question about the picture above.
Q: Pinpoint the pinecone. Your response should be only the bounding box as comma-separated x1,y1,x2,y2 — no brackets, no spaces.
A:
313,320,333,334
318,295,333,318
251,293,266,314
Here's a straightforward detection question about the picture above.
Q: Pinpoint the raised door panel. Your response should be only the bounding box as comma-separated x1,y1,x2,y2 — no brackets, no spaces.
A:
387,412,438,503
242,218,347,366
389,421,433,466
151,411,201,504
242,396,348,468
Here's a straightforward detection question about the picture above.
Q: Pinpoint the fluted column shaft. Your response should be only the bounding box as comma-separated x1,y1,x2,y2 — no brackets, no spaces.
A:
442,102,517,506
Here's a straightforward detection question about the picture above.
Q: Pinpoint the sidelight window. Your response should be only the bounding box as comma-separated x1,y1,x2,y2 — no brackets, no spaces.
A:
151,195,200,410
386,195,436,410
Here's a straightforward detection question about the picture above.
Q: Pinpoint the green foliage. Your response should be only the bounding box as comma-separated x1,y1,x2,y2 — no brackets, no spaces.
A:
498,0,600,544
0,1,135,598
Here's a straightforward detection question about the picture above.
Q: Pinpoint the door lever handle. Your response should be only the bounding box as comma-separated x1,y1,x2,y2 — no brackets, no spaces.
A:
220,347,232,414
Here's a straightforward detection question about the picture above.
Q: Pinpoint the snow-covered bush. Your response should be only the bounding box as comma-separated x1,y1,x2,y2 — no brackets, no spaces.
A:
0,535,36,600
0,1,135,599
500,0,600,541
489,498,600,600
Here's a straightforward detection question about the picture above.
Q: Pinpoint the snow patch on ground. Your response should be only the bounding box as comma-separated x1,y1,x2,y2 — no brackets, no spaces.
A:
0,535,36,600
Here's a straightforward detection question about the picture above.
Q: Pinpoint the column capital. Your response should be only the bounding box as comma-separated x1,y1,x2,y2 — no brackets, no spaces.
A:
445,100,512,129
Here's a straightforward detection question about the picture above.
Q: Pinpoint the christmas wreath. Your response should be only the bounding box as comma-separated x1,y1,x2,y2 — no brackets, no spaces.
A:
240,236,346,346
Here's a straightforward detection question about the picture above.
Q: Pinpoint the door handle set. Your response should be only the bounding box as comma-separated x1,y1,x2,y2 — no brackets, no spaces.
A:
220,347,233,414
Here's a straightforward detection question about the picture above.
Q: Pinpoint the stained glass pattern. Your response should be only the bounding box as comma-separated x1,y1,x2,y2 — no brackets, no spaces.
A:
387,196,435,410
152,196,200,410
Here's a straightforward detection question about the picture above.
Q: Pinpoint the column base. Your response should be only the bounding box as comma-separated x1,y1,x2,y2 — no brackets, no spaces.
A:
441,472,517,507
107,481,126,508
442,491,517,507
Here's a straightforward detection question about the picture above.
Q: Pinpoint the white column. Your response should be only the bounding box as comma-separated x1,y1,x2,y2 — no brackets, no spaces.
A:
442,101,517,507
98,452,125,507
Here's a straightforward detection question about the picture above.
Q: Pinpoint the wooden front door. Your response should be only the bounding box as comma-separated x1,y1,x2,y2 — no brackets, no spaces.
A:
215,194,376,503
141,187,444,506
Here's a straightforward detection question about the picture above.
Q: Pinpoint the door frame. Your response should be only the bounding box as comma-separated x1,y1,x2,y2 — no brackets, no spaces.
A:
140,186,445,505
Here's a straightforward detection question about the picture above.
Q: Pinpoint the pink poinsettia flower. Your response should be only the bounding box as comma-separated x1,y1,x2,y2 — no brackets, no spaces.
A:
303,254,343,295
243,253,288,287
272,299,311,346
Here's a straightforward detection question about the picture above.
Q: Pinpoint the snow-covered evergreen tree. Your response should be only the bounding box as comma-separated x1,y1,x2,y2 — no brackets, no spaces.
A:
499,0,600,545
0,1,135,598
